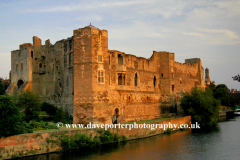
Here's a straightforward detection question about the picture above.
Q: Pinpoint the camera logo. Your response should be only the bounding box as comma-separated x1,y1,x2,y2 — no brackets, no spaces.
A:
56,122,63,129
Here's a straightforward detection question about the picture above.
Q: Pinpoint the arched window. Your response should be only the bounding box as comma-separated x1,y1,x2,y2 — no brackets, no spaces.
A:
118,73,126,85
118,74,122,85
153,76,156,87
115,108,119,116
134,73,138,86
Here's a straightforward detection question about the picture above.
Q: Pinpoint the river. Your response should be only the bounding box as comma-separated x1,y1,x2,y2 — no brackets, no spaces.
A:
19,116,240,160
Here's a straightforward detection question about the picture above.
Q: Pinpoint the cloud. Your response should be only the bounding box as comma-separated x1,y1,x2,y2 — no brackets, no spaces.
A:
20,0,148,13
197,28,239,39
181,32,204,38
75,15,103,22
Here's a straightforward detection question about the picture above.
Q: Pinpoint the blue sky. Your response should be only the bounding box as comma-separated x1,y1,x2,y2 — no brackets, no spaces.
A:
0,0,240,89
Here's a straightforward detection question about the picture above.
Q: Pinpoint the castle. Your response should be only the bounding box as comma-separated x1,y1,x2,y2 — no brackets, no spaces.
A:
7,25,207,124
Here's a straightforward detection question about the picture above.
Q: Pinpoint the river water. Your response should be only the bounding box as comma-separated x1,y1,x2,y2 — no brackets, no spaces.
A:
19,116,240,160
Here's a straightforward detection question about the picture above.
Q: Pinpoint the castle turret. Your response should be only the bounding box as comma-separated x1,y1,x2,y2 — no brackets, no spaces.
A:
205,67,211,86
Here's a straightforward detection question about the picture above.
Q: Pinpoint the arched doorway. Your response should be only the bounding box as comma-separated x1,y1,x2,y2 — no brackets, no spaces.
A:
17,79,24,89
112,108,120,124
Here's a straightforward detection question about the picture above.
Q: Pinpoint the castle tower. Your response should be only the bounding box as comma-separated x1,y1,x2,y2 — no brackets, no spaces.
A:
205,67,210,86
73,25,108,124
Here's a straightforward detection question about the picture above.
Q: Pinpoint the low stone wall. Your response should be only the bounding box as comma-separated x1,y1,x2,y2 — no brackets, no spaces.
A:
0,116,191,159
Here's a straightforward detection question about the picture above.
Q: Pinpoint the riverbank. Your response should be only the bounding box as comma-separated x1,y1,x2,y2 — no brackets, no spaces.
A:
0,116,191,159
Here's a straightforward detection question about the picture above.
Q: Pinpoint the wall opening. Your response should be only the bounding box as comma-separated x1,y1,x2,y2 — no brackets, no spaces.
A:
118,54,123,64
17,79,24,89
134,73,138,86
172,85,174,92
118,73,125,85
153,76,156,87
98,70,105,83
98,55,102,62
20,63,23,70
134,61,138,69
31,51,33,58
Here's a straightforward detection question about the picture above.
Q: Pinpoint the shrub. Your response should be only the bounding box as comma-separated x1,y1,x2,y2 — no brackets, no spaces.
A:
16,90,41,122
54,108,65,123
99,130,115,143
41,102,57,115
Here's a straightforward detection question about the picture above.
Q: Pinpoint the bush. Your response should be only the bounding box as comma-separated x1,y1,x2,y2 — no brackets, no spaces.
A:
60,133,100,151
0,95,32,137
41,102,57,115
181,87,220,129
99,130,115,143
16,90,41,122
54,108,65,123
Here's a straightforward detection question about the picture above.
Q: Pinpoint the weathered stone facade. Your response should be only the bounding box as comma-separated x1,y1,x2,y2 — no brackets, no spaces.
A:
7,25,205,124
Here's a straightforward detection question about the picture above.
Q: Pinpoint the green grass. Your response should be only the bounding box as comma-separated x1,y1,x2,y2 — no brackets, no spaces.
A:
124,117,175,124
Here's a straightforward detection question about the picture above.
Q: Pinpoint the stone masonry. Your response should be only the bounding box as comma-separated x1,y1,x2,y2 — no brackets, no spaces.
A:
7,25,206,124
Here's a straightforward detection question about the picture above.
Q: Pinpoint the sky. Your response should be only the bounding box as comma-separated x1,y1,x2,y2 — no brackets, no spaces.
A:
0,0,240,89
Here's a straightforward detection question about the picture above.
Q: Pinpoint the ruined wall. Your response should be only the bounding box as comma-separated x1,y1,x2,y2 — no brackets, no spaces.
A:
9,25,206,124
31,37,74,115
9,35,74,115
90,49,162,124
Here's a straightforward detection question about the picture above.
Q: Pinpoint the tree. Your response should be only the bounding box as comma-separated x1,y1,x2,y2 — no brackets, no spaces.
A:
180,87,220,129
0,95,32,137
207,82,216,92
0,79,5,95
214,84,235,106
16,90,41,122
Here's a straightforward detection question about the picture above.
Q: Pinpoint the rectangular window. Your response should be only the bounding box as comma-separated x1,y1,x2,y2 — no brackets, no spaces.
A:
172,85,174,92
118,54,123,64
98,55,103,62
134,61,138,69
20,63,23,70
31,51,33,58
98,70,104,83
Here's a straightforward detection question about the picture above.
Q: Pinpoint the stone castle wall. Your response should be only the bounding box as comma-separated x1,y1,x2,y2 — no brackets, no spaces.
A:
8,25,205,124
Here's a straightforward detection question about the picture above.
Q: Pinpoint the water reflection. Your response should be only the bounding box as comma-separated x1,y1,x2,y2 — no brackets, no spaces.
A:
18,117,240,160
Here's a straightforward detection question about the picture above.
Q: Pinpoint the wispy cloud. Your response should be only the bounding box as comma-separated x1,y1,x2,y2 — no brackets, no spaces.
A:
20,0,147,13
181,32,204,38
76,15,103,22
197,28,239,39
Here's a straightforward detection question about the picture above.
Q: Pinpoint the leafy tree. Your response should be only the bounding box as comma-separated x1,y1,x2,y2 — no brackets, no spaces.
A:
0,79,5,95
207,82,216,92
16,90,41,122
0,94,32,137
180,87,220,129
214,84,235,106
